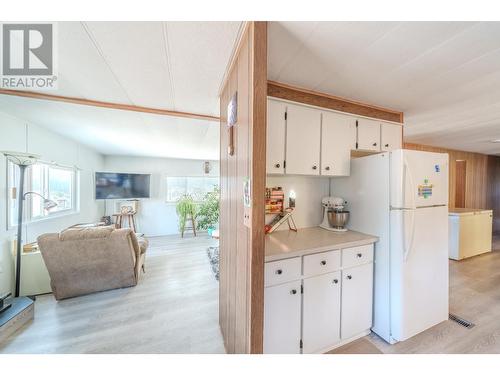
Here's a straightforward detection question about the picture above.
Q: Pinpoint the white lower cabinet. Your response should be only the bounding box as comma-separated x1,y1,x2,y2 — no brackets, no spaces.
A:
264,244,374,353
341,263,374,340
302,271,341,353
264,280,302,354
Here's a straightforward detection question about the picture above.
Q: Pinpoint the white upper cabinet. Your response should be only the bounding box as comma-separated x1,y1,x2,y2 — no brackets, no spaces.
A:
356,118,381,152
285,103,321,175
381,122,402,151
266,99,287,174
321,112,356,176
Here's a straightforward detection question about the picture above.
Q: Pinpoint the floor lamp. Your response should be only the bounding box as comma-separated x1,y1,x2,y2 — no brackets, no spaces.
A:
1,151,57,297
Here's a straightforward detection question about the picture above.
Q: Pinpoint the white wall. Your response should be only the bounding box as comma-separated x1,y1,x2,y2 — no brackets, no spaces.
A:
103,156,219,236
0,111,104,295
266,176,330,230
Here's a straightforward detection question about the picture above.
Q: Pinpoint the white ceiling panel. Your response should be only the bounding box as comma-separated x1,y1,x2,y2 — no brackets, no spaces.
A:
83,21,175,109
269,21,500,154
0,95,219,160
166,21,241,115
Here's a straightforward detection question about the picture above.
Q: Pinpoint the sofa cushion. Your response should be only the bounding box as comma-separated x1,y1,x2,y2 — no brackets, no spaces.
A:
59,226,115,241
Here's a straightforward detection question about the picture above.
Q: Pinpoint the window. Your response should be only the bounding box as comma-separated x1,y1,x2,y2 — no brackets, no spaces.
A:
7,161,78,226
166,176,219,202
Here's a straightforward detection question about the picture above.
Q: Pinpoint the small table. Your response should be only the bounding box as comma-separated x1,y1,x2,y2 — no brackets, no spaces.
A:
113,212,137,232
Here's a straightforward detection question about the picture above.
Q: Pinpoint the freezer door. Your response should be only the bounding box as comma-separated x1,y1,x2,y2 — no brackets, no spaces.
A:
391,149,449,209
390,206,449,342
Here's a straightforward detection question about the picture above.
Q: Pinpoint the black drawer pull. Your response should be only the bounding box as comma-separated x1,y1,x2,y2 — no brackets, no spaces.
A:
332,279,338,284
347,275,352,280
357,253,363,258
320,260,327,266
290,289,297,295
275,269,282,275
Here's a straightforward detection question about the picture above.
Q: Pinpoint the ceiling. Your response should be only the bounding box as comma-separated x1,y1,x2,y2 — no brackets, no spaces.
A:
0,21,242,160
268,21,500,155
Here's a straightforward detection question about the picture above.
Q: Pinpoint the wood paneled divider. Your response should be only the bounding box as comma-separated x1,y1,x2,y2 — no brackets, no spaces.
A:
219,22,267,354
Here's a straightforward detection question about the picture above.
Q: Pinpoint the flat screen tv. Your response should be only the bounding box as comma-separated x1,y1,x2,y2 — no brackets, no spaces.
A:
95,172,151,200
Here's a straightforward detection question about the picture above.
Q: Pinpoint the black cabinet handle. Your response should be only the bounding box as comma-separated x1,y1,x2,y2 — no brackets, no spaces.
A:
275,269,282,275
275,163,280,168
320,260,327,266
332,279,338,284
290,289,297,295
312,165,317,170
357,253,363,258
385,144,389,148
325,166,330,171
347,275,352,280
372,142,378,147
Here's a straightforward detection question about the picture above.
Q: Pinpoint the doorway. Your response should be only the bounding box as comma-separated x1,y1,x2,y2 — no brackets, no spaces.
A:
455,160,466,208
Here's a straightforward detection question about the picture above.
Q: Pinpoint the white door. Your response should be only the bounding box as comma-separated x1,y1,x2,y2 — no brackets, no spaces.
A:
390,206,449,342
267,99,287,174
321,112,355,176
264,280,302,353
381,122,402,151
356,118,380,152
390,149,449,209
302,271,341,353
286,103,321,175
341,263,373,340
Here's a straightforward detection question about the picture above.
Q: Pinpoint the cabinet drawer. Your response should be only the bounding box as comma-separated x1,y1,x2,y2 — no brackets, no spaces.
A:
303,250,341,277
342,244,373,269
265,257,302,287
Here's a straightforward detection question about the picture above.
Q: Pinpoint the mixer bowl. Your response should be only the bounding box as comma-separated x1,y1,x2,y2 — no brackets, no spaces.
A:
327,210,350,228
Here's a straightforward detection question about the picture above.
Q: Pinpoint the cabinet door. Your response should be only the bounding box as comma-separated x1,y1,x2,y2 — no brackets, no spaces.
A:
302,271,341,353
380,122,402,151
267,99,287,174
357,118,380,151
341,263,373,340
286,103,321,175
321,112,356,176
264,280,302,353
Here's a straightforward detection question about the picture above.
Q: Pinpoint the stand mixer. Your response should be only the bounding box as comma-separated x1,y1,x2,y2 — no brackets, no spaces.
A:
320,196,350,232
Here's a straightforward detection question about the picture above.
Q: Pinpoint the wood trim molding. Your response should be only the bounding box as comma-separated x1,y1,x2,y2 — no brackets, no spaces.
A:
0,89,219,122
249,20,267,354
267,80,403,123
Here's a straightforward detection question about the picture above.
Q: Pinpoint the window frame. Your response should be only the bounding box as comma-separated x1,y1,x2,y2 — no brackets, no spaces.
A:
165,175,219,204
6,160,79,228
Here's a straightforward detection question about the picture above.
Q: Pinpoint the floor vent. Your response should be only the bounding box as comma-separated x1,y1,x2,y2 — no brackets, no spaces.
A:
449,313,475,329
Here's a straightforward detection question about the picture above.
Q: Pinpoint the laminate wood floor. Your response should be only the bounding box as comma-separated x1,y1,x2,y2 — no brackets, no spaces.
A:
330,236,500,354
0,234,225,354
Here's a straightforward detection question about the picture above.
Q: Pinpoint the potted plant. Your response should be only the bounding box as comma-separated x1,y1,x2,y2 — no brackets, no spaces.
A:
197,186,220,235
176,194,198,237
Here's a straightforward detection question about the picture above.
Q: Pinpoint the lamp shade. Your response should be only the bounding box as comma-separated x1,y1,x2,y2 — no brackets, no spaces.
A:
1,151,40,166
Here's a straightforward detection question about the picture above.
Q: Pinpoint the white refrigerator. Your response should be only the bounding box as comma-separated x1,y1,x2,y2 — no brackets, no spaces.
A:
333,149,449,344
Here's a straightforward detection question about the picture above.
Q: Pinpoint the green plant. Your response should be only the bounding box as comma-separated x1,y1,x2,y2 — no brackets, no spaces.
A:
197,186,220,231
176,194,198,235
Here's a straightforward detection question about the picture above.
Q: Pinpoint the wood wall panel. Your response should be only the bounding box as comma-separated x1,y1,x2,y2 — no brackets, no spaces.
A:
219,22,267,354
405,143,500,233
267,81,403,123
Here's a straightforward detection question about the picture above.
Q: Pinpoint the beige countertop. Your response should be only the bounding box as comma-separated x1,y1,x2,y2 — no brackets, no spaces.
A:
265,227,378,262
449,208,493,216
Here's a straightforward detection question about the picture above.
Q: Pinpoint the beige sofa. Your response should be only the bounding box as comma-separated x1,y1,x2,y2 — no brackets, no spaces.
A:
38,226,148,300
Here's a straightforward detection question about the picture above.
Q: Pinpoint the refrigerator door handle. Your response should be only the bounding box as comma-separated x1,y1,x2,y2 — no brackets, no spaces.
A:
403,158,417,210
403,209,416,262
